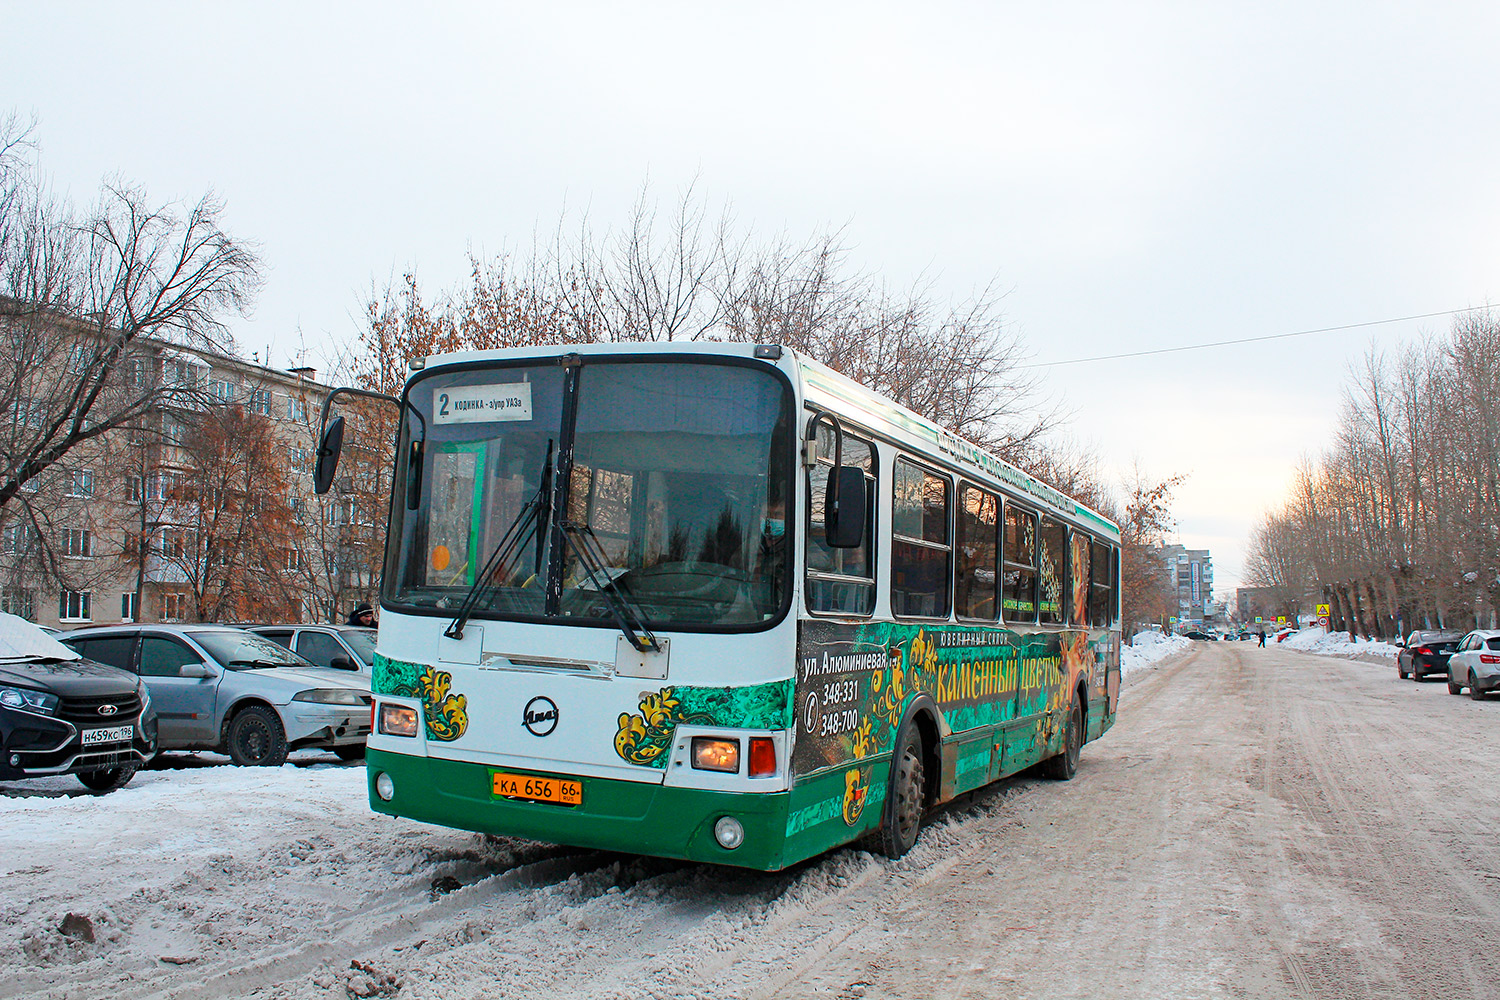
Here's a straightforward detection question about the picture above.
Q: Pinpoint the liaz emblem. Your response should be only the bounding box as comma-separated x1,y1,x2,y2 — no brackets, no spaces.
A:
523,696,559,736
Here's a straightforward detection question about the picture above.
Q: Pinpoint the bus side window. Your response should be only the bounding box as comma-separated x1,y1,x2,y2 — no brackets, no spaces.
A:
1037,515,1067,625
956,483,999,621
1090,538,1113,626
806,425,876,615
891,458,952,619
1069,530,1091,626
1002,503,1037,624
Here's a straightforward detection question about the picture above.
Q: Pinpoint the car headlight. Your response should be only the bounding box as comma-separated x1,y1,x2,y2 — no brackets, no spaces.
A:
292,688,369,705
0,685,60,715
137,681,152,714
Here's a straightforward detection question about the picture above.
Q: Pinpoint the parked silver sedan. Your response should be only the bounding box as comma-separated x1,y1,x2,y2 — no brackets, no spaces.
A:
1446,629,1500,700
57,625,371,765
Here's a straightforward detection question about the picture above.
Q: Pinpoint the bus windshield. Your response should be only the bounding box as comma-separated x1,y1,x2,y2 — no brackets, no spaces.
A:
386,358,794,630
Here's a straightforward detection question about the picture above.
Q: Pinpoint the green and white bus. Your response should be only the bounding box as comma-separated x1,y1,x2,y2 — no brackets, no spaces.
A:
318,342,1120,870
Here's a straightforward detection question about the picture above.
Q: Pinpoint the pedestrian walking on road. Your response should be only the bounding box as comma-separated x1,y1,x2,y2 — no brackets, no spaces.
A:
1257,630,1266,647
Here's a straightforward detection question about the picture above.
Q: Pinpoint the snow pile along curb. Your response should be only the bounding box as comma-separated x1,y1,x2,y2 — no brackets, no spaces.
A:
1122,631,1194,677
1279,627,1399,660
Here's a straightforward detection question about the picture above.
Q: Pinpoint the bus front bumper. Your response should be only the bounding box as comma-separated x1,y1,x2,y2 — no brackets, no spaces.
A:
366,748,793,870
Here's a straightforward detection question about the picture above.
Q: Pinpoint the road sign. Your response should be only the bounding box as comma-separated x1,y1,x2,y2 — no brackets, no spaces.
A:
1319,616,1330,628
1316,603,1330,617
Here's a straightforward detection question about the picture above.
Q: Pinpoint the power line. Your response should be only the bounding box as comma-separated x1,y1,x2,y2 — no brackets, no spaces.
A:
1021,304,1494,369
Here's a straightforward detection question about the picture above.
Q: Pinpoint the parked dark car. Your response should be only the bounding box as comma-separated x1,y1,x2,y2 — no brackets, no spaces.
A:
1396,630,1462,681
0,612,158,792
58,624,370,766
1181,630,1215,641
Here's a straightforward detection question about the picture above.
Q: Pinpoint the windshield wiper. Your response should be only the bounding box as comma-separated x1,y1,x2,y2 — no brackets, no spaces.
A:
444,442,553,640
556,519,659,653
229,659,296,669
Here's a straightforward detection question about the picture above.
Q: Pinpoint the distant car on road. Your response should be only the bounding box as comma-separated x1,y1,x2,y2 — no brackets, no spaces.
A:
244,625,374,675
57,625,371,766
1396,630,1462,681
0,612,157,792
1446,629,1500,700
1181,630,1215,641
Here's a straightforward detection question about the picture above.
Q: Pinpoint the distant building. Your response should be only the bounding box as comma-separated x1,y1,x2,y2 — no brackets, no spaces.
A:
1157,544,1213,624
0,320,386,629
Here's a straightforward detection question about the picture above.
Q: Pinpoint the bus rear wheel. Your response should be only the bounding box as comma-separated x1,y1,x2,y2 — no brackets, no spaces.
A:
1044,699,1084,781
879,719,926,860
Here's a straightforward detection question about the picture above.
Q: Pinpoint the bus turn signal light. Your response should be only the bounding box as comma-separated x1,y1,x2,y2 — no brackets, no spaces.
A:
691,737,739,772
748,737,776,777
379,703,419,737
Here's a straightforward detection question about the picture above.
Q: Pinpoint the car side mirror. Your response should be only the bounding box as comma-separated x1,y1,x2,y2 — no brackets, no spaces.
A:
314,415,345,496
179,662,215,679
825,466,866,548
330,656,357,671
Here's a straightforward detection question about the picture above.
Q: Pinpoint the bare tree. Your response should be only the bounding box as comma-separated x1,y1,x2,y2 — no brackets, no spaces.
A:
0,124,261,509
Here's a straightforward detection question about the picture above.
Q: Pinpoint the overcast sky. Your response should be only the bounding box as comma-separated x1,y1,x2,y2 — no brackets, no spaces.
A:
7,2,1499,596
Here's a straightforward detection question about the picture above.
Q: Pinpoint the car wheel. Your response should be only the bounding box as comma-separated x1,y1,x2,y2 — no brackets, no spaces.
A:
226,705,289,766
333,744,366,762
77,765,137,793
878,717,927,859
1448,673,1463,695
1469,676,1486,701
1398,664,1408,679
1044,698,1085,781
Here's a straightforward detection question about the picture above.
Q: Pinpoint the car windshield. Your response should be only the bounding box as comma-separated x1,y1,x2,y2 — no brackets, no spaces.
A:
193,630,313,669
386,358,794,629
341,628,376,666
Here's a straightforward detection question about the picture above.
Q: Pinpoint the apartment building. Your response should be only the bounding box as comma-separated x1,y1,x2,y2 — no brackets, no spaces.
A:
0,332,386,629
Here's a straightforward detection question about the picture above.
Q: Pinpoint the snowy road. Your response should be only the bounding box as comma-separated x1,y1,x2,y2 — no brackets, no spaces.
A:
5,641,1499,999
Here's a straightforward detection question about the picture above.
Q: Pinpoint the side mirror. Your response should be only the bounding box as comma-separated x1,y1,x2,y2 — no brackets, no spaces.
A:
825,466,866,548
330,656,357,671
179,662,214,679
314,415,345,495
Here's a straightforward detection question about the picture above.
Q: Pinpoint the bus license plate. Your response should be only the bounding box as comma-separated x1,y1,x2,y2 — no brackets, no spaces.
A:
81,725,134,747
492,772,582,806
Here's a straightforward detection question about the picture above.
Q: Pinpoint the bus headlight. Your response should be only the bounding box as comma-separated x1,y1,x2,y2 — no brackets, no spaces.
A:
691,737,739,773
379,703,419,737
714,816,745,850
375,771,395,801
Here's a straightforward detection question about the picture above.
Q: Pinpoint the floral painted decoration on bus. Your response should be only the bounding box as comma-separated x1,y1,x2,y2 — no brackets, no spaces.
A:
372,654,470,742
614,680,796,768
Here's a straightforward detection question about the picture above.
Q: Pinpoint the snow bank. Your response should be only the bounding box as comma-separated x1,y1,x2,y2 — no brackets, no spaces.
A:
1122,631,1193,677
1279,627,1399,660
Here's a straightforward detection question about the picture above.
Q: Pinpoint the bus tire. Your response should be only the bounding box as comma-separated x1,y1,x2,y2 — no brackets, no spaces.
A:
1044,697,1084,781
879,716,927,859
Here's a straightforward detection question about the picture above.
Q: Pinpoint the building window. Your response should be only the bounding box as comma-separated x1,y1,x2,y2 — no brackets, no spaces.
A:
209,378,238,402
126,475,143,503
1,523,32,555
62,528,93,558
286,548,303,572
248,389,273,415
289,447,312,474
66,468,96,498
60,590,92,622
121,592,138,622
160,593,188,622
0,588,36,620
288,397,307,421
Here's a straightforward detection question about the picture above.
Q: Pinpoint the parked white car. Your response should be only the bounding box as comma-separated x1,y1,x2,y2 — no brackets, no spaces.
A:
244,625,374,675
1446,629,1500,700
